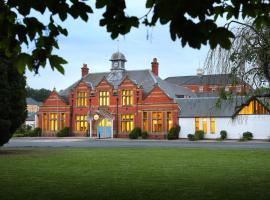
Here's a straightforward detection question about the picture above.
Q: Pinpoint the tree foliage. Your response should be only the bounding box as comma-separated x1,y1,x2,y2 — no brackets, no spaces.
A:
1,0,270,74
0,56,27,146
205,20,270,97
26,87,51,102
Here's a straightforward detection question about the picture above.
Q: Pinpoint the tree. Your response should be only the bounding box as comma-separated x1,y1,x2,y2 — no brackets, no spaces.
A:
0,57,27,146
204,20,270,98
26,87,51,102
1,0,270,74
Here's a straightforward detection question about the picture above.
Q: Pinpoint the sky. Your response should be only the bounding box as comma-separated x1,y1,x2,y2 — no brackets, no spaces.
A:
25,0,210,91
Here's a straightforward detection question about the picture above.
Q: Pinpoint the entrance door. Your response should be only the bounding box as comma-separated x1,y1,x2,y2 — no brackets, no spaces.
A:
97,119,112,138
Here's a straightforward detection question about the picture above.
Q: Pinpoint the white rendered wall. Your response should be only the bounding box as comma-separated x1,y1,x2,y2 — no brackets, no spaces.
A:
179,115,270,140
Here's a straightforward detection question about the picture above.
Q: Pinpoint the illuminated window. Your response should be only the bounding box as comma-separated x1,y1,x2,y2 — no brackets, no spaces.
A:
195,117,199,131
43,113,48,131
210,117,215,134
49,113,58,131
121,114,134,132
76,91,88,107
143,112,148,131
61,113,66,128
152,112,163,132
75,115,88,131
99,91,109,106
167,112,173,131
239,100,270,115
202,118,207,133
122,90,133,106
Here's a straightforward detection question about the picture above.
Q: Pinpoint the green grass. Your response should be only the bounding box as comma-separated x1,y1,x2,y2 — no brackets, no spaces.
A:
0,148,270,200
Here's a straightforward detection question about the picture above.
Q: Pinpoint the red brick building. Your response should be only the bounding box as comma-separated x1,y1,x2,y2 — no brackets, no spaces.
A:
38,52,194,139
165,69,250,95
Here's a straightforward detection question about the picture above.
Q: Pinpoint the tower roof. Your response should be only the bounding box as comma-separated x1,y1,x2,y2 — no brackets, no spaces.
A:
110,52,126,61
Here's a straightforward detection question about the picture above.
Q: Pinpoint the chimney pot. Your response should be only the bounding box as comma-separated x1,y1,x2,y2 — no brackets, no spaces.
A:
81,63,89,77
151,58,159,76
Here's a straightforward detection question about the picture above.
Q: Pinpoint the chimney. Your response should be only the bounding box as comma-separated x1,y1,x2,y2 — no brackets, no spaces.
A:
151,58,159,76
196,68,204,76
81,63,89,77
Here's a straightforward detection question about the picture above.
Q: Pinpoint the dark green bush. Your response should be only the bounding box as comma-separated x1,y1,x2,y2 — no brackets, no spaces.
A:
187,134,195,141
220,130,227,140
167,132,175,140
13,124,33,137
195,130,204,140
57,127,70,137
129,127,141,139
243,131,253,140
29,127,42,137
167,125,181,140
141,131,148,139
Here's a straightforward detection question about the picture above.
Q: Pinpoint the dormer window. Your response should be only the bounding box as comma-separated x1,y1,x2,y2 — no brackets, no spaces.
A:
76,91,88,107
99,91,109,106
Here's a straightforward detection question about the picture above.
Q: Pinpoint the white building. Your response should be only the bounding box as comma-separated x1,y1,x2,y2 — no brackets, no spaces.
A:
26,98,41,129
177,97,270,140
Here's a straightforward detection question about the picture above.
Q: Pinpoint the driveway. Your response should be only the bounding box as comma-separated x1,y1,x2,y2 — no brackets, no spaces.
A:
2,138,270,149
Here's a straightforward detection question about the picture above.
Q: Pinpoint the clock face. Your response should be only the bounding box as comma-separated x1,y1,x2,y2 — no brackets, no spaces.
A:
113,62,119,67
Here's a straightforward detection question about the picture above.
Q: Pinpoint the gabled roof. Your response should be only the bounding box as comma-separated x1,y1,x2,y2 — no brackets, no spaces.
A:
59,69,195,99
165,74,244,86
176,96,270,118
26,97,42,106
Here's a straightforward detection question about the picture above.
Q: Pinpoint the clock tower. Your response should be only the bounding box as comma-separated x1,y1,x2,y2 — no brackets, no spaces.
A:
110,52,126,70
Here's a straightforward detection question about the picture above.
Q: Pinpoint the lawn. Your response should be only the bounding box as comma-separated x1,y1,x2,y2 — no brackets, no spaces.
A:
0,148,270,200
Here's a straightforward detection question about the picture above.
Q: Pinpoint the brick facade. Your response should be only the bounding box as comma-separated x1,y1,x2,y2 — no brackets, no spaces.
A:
38,54,181,138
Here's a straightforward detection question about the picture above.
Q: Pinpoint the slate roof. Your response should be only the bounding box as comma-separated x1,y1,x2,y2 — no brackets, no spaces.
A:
176,96,270,118
59,69,196,99
26,97,42,106
165,74,244,86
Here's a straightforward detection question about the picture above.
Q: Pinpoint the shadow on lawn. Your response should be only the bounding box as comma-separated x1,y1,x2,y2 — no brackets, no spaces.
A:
0,148,35,156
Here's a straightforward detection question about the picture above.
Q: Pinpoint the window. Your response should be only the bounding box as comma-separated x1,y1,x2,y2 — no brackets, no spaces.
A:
75,115,88,131
121,114,134,132
202,118,207,133
239,100,270,115
61,113,66,128
225,86,230,92
143,112,148,131
152,112,163,132
76,91,88,107
239,101,254,115
195,117,199,131
236,86,242,93
167,112,173,131
122,90,133,106
99,91,109,106
43,113,48,131
198,86,204,93
49,113,58,131
210,117,215,134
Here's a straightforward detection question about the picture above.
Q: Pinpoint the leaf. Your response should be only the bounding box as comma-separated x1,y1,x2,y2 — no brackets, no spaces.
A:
14,53,32,74
49,55,67,74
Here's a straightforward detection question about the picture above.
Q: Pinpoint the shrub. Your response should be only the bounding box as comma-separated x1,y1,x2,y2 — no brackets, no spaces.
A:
141,131,148,139
167,132,175,140
195,130,204,140
187,134,195,141
29,128,42,137
57,127,70,137
220,130,227,140
129,127,141,139
243,131,253,140
167,125,181,140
